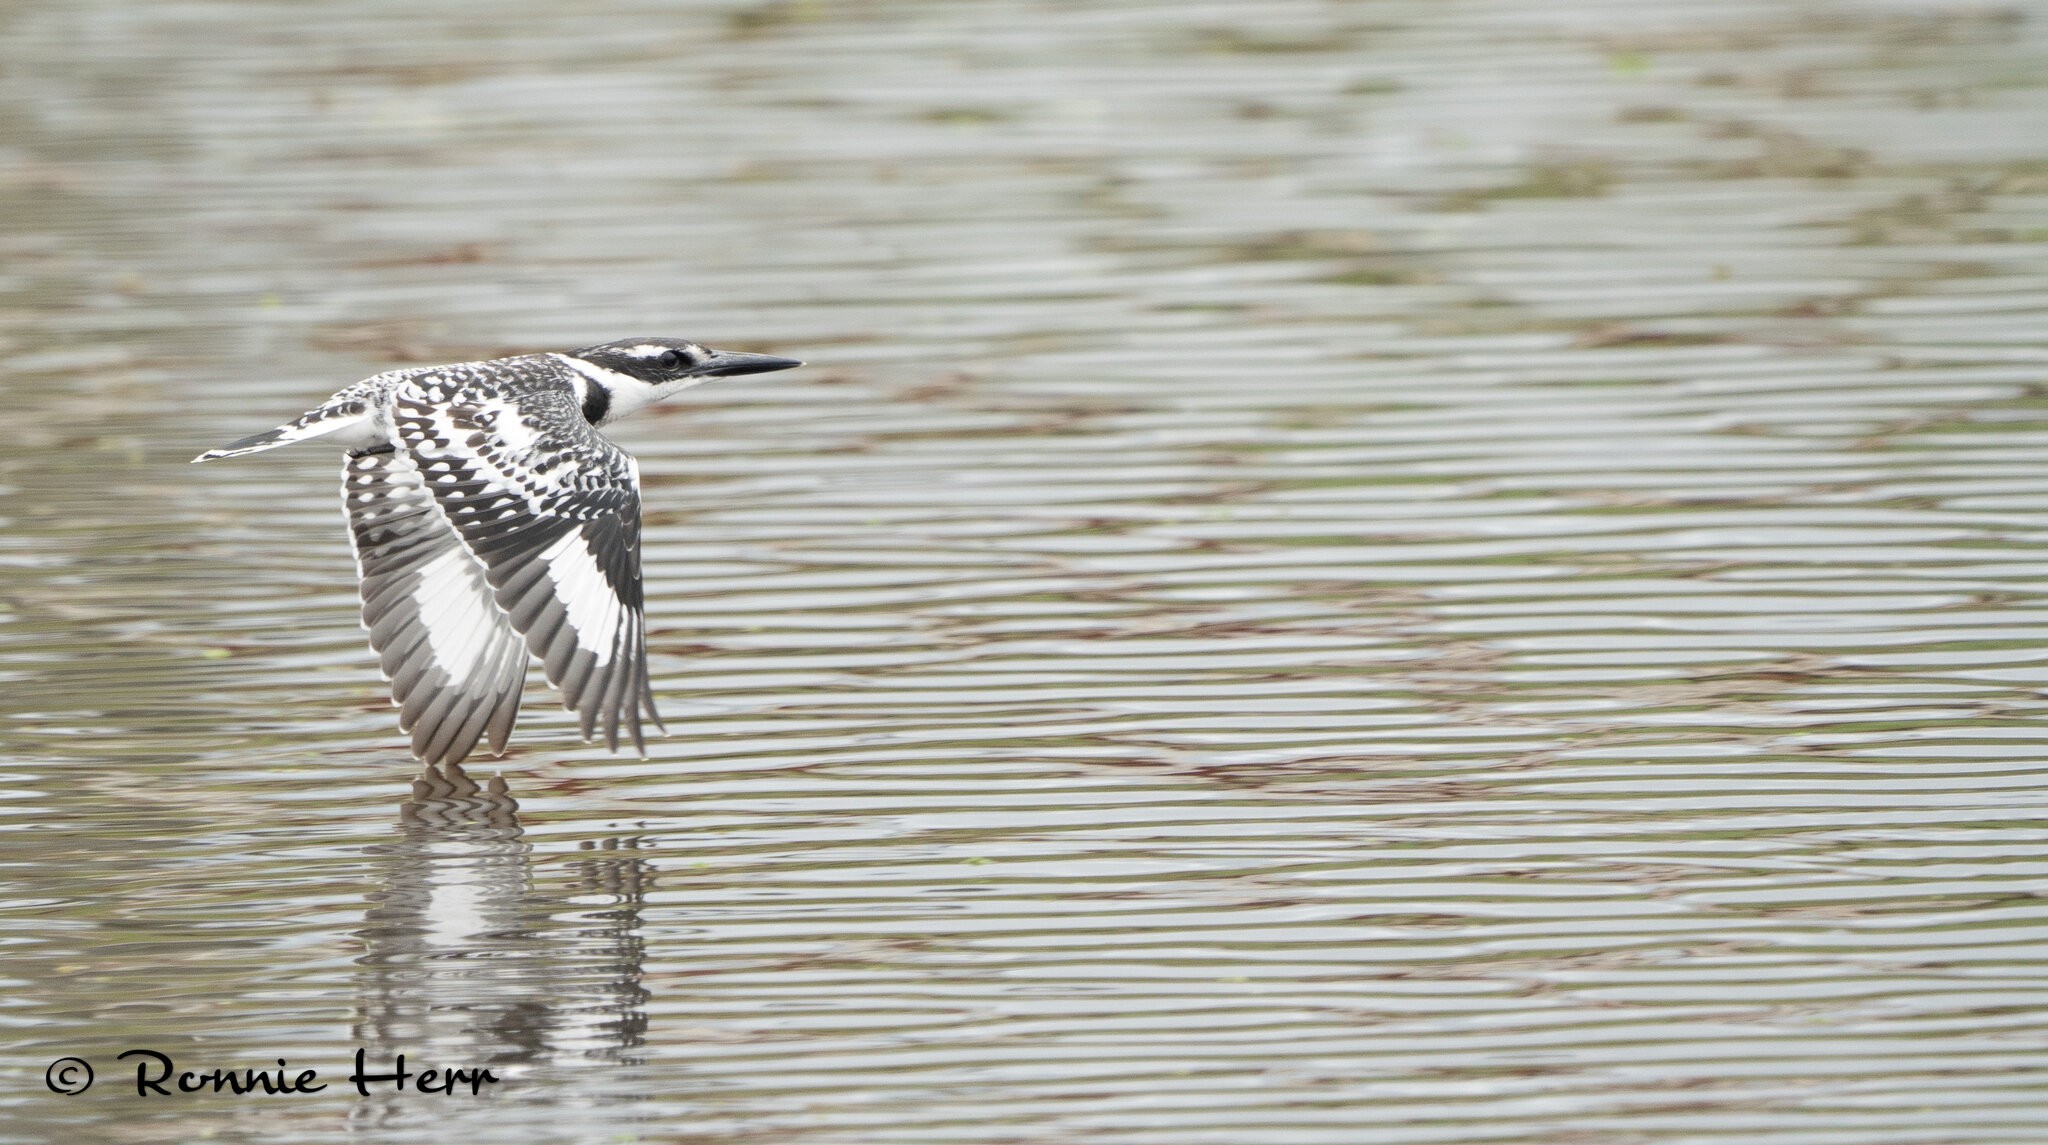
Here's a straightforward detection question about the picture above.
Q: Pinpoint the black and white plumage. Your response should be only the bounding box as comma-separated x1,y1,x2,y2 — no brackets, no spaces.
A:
195,338,803,765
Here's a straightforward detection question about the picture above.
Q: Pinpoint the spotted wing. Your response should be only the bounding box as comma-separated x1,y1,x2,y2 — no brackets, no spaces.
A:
343,450,530,765
392,373,662,754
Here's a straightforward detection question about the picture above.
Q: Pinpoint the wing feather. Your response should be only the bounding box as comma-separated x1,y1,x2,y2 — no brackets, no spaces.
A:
390,372,662,754
343,451,529,765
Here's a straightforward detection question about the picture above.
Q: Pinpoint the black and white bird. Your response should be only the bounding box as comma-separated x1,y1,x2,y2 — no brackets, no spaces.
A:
195,338,802,766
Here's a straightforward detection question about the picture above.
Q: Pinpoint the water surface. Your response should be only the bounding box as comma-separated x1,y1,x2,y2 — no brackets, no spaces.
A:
6,1,2048,1141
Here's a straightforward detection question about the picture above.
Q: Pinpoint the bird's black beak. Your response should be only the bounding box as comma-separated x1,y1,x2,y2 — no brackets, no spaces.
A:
689,350,804,378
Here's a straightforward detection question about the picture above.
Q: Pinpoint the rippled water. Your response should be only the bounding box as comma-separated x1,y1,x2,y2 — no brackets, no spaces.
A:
8,0,2048,1141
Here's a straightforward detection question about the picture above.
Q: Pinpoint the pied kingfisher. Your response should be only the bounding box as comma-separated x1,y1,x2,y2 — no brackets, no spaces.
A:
195,338,803,766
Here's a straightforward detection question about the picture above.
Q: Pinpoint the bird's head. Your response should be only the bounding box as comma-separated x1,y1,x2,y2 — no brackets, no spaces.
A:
568,337,803,388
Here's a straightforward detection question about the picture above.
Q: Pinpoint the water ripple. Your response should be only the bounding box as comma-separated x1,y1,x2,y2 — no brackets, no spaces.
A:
7,0,2048,1142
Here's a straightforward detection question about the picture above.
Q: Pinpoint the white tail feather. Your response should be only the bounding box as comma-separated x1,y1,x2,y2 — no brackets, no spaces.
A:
193,405,380,463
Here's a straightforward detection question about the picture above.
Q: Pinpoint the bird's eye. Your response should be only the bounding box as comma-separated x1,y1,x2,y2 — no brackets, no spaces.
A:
660,349,687,369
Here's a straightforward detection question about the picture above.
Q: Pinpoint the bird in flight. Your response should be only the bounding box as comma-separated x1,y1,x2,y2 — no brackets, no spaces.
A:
195,338,802,766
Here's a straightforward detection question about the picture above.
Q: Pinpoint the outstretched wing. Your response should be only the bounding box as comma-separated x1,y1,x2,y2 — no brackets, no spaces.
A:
391,371,663,754
344,450,529,765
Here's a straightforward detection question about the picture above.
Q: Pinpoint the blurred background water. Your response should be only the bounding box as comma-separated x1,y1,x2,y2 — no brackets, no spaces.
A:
6,0,2048,1141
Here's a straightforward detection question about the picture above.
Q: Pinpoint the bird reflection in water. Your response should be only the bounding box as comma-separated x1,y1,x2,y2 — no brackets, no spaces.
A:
351,762,651,1119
